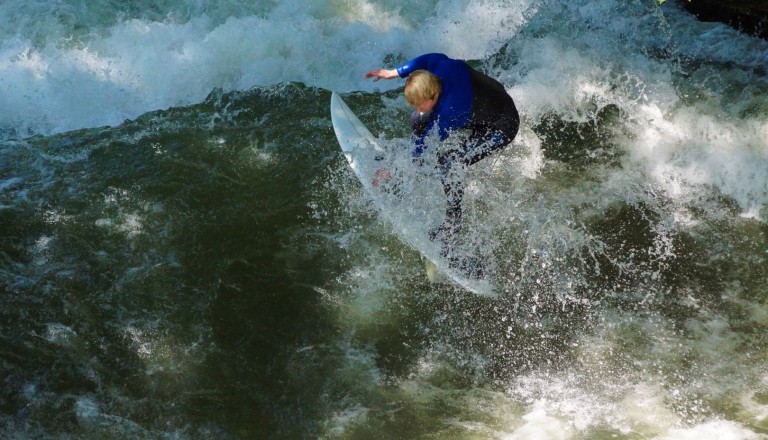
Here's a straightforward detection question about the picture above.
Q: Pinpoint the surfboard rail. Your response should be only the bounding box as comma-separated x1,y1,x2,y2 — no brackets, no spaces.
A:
330,92,495,296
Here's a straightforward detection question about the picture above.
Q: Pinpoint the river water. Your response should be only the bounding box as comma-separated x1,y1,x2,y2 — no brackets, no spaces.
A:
1,0,767,438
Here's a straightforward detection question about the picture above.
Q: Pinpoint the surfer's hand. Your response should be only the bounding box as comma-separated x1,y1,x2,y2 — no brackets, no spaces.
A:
365,69,398,82
372,167,392,188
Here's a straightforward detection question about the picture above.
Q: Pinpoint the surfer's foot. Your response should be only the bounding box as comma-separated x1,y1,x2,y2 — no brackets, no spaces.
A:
431,221,484,280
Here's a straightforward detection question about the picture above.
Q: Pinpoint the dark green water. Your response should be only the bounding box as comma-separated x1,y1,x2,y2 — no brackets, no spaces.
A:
1,85,347,437
3,82,768,438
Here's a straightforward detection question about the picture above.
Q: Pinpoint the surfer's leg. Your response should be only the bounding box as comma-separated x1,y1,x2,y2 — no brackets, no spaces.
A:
431,149,466,257
433,128,503,243
433,151,488,279
463,109,520,166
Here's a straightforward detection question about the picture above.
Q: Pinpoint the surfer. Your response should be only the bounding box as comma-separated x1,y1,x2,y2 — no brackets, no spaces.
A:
366,53,519,263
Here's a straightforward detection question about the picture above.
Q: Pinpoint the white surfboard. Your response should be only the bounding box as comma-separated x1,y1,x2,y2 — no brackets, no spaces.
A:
330,92,494,296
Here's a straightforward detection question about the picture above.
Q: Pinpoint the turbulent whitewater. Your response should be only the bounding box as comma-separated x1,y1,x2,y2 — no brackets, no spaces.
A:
2,0,768,438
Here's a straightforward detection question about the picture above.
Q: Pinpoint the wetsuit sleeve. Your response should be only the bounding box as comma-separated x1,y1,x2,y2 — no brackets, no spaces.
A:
396,53,450,78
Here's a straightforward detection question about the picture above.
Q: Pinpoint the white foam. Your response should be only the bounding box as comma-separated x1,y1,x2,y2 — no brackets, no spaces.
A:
502,0,768,224
652,421,764,440
501,406,572,440
1,0,531,137
44,322,77,347
637,108,768,219
491,300,768,438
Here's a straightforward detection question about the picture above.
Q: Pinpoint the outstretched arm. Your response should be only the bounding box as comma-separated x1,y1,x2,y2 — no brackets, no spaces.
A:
365,68,399,82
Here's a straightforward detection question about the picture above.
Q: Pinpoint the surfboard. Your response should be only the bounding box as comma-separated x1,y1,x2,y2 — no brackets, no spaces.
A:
330,92,494,296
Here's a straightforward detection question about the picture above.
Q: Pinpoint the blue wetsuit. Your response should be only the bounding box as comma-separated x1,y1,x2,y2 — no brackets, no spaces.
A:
397,53,474,156
396,53,519,159
396,53,520,262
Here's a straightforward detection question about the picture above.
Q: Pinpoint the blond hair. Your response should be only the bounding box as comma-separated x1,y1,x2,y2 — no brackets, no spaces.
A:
404,70,441,106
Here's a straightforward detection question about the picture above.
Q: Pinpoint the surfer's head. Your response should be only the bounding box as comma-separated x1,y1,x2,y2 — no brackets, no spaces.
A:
405,70,441,113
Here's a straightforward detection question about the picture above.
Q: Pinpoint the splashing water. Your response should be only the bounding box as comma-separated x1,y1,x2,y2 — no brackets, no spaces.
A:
2,0,768,438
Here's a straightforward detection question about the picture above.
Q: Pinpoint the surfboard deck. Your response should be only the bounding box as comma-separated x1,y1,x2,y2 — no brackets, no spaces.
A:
330,92,494,296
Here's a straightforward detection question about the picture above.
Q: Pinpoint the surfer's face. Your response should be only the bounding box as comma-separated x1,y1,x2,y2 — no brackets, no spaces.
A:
412,92,439,113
